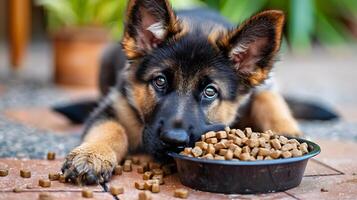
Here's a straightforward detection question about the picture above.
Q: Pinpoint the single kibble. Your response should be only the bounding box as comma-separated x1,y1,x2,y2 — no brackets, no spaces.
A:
246,139,259,148
257,155,264,160
191,146,203,157
265,130,274,136
214,142,226,151
244,127,253,137
59,174,66,183
270,150,282,159
138,191,152,200
258,148,271,157
279,136,288,144
239,153,250,161
258,137,266,147
143,171,153,180
0,169,8,177
132,157,140,165
183,147,192,154
241,137,248,145
109,186,124,195
39,179,51,188
291,149,303,157
152,174,164,185
251,147,259,157
233,137,242,146
214,155,225,160
201,134,205,141
82,189,93,198
270,139,282,150
225,149,233,160
20,170,31,178
227,134,237,140
233,147,242,158
151,183,160,193
207,144,215,154
195,141,208,150
144,179,159,190
282,151,292,158
38,193,52,200
299,143,309,154
205,131,216,139
224,126,231,133
235,129,246,139
250,156,256,161
281,143,294,151
219,149,228,156
261,133,270,140
48,173,60,181
242,146,251,153
123,162,132,172
114,165,123,175
174,188,189,199
206,137,218,144
47,152,56,160
13,187,22,193
135,182,145,190
250,132,259,139
289,139,300,145
228,143,239,151
216,131,227,139
264,156,273,160
202,154,214,159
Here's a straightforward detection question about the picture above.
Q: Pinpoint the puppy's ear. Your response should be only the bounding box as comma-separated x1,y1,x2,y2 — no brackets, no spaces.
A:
218,10,285,86
122,0,179,59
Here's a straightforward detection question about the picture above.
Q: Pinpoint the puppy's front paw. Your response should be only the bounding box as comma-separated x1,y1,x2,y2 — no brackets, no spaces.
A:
270,118,302,137
61,143,117,185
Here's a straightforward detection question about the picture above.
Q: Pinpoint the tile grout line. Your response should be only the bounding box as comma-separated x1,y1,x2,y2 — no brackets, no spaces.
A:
311,158,345,175
284,191,301,200
304,173,344,177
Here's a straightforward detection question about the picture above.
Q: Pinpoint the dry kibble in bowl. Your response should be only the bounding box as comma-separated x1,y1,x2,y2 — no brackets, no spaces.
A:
180,127,309,161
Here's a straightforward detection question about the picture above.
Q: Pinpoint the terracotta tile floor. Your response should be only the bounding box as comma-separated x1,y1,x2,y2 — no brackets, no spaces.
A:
0,139,356,200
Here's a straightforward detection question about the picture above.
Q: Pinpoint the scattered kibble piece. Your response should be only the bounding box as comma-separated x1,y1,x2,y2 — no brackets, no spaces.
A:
114,165,123,175
82,189,94,198
26,184,34,189
174,188,189,199
143,171,153,180
152,174,164,185
109,186,124,195
137,165,146,174
135,181,145,190
39,179,51,188
20,170,31,178
138,191,152,200
151,183,160,193
38,192,52,200
13,187,22,193
48,173,60,181
132,157,140,165
123,160,132,172
0,169,8,177
47,152,56,160
180,127,309,161
59,174,66,183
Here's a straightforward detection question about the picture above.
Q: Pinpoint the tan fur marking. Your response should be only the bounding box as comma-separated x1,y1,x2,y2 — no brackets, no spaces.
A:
248,91,301,136
207,100,240,125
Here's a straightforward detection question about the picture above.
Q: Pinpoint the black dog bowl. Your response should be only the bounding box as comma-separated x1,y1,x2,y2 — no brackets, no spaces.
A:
169,137,320,194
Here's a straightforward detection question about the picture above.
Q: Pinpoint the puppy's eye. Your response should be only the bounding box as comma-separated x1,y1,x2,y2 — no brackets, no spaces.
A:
152,75,167,90
203,84,218,99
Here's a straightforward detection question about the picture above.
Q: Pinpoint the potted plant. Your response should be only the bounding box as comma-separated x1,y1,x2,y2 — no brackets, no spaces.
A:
37,0,127,87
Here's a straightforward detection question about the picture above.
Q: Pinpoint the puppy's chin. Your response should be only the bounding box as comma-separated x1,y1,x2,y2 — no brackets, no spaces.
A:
142,126,173,163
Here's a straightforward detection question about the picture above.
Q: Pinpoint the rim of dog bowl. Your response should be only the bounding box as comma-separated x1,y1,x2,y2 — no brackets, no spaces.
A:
168,137,320,166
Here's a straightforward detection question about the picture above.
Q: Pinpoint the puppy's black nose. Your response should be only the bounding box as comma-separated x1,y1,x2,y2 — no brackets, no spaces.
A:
160,129,189,146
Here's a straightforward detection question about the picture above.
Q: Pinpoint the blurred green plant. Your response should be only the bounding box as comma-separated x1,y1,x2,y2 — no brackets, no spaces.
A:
36,0,127,39
37,0,357,51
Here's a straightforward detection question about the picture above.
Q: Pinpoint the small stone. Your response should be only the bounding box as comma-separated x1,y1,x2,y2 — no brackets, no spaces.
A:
204,131,216,139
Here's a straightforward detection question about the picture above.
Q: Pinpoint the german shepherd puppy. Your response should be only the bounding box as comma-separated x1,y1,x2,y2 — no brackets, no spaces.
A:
62,0,301,185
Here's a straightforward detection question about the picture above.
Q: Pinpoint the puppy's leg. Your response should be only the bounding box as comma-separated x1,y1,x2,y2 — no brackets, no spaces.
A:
248,90,301,136
62,95,128,185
